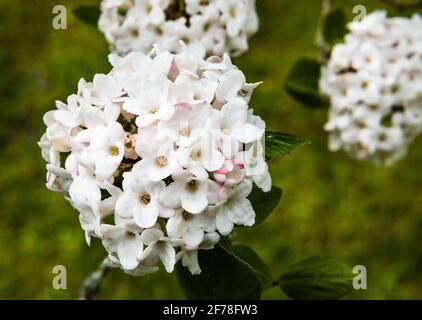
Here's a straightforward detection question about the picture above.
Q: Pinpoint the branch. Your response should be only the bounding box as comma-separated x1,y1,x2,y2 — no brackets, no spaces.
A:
79,259,111,300
379,0,422,11
315,0,333,64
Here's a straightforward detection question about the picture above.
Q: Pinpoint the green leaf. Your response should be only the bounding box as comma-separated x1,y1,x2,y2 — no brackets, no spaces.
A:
248,185,282,225
233,245,273,290
176,244,262,299
323,7,348,46
279,256,354,300
73,6,100,27
285,58,326,108
265,131,310,161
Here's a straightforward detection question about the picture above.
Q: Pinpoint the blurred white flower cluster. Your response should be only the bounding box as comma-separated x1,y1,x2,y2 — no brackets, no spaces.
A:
38,45,270,275
320,11,422,165
98,0,258,58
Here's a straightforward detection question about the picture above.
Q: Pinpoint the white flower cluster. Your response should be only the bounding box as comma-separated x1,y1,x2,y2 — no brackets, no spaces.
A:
320,11,422,165
38,45,270,275
98,0,258,58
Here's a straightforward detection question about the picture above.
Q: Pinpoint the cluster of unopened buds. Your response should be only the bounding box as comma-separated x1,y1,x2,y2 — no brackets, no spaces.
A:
38,45,270,275
99,0,259,58
320,11,422,165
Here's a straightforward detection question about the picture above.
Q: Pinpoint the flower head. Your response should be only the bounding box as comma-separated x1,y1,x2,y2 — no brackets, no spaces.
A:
99,0,259,58
39,45,270,275
320,11,422,165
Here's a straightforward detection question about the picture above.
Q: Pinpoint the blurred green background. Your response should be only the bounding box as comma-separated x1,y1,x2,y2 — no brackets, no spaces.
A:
0,0,421,299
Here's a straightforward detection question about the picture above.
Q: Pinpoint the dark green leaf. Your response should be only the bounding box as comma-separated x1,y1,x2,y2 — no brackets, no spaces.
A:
73,6,100,27
285,58,326,107
233,245,273,290
323,7,348,45
248,185,282,225
279,256,354,300
176,244,262,300
265,131,310,161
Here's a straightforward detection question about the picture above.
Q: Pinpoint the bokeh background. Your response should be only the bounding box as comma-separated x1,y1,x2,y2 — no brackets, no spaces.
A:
0,0,421,299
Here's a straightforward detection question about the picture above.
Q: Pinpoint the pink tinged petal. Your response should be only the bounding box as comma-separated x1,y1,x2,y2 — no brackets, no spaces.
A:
159,243,176,273
156,103,174,121
134,203,159,228
232,159,245,169
213,168,230,175
174,102,192,109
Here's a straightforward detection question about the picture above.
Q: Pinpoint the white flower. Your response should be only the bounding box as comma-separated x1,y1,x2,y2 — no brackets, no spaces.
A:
138,228,179,273
160,173,220,214
211,179,255,235
101,221,144,270
166,209,216,248
320,11,422,165
99,0,259,57
39,45,272,275
81,121,125,180
136,137,180,181
116,171,174,228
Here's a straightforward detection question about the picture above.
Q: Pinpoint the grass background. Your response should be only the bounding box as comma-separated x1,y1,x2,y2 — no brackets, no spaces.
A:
0,0,421,299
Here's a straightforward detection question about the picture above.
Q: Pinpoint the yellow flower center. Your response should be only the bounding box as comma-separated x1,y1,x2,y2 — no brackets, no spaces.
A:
139,192,151,205
186,180,199,192
109,146,119,156
155,156,168,167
